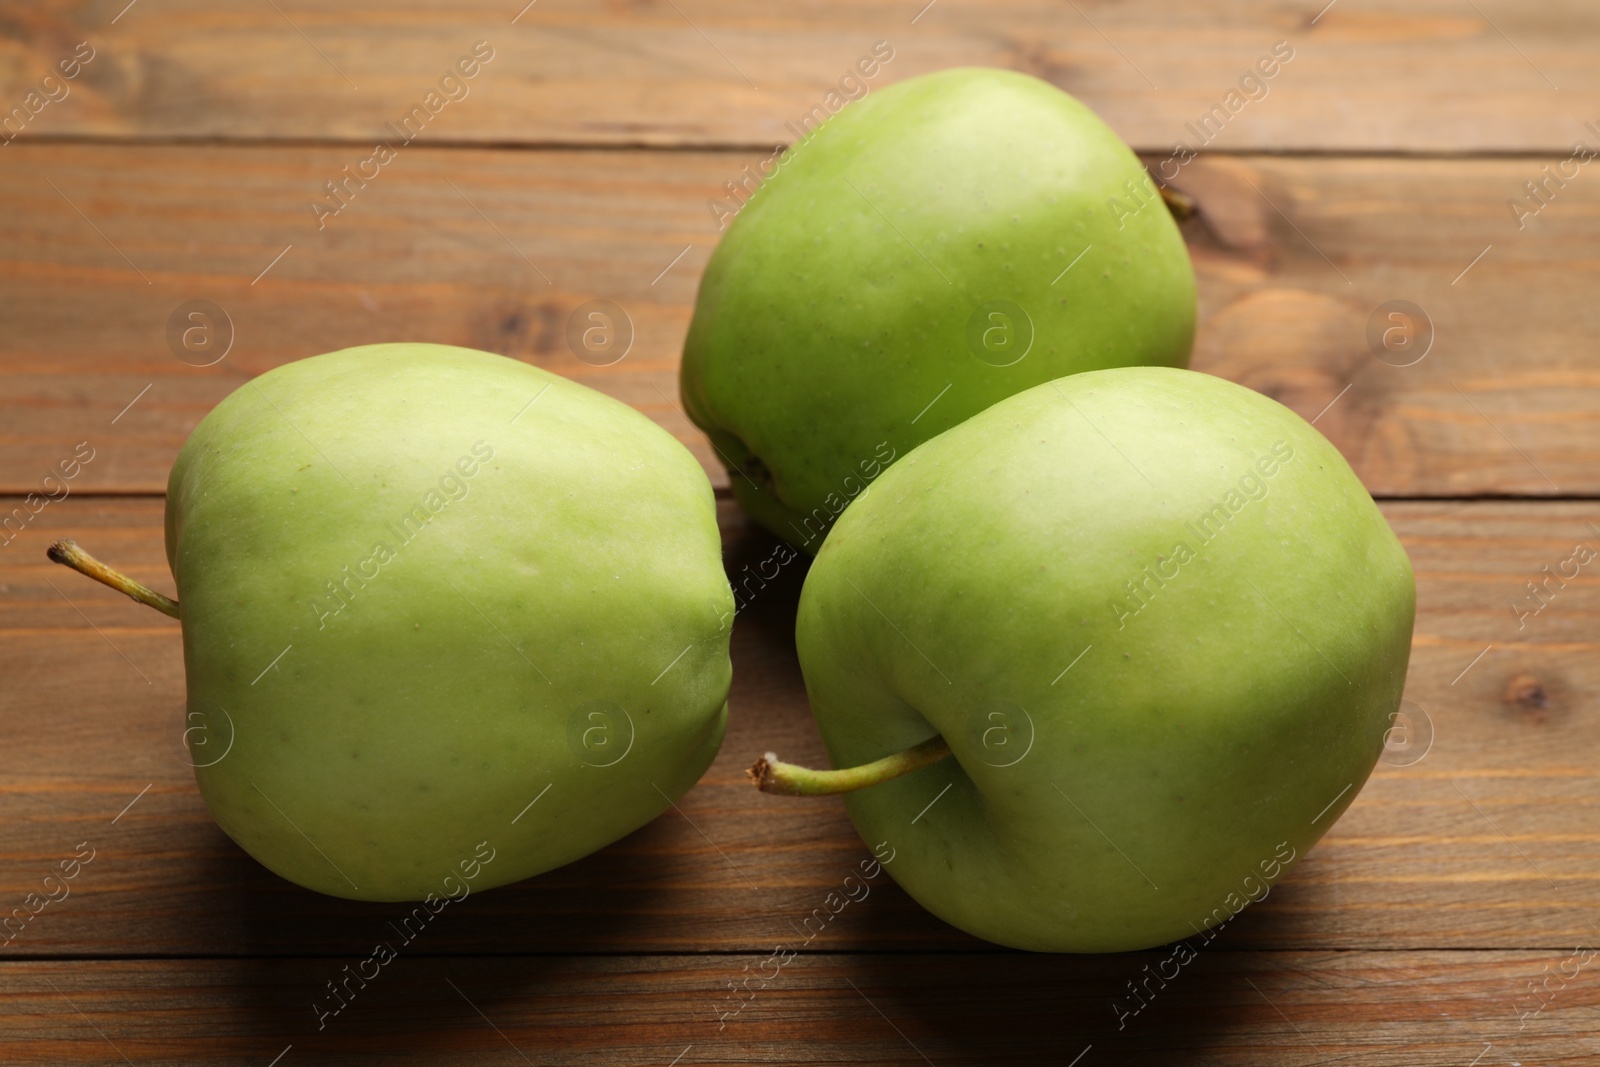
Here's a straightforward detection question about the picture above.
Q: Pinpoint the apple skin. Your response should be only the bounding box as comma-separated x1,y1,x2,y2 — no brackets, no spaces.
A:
794,368,1414,952
165,344,732,900
682,67,1196,551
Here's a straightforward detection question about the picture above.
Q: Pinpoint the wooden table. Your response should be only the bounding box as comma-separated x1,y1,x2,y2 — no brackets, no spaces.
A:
3,2,1597,1063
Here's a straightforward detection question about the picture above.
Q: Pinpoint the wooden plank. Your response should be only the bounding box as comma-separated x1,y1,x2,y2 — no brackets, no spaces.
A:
2,144,1597,498
2,497,1596,957
0,952,1589,1065
3,1,1598,151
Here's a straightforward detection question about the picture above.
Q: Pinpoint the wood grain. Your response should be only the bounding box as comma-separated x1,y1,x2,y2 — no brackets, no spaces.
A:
2,5,1594,1059
2,144,1597,497
2,497,1596,959
1,1,1596,151
0,952,1592,1065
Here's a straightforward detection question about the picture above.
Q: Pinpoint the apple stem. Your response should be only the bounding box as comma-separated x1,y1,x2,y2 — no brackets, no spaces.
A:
748,735,952,796
46,539,179,619
1160,185,1196,222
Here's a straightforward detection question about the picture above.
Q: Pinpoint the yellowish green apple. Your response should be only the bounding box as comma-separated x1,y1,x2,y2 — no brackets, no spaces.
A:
53,344,733,900
754,368,1415,952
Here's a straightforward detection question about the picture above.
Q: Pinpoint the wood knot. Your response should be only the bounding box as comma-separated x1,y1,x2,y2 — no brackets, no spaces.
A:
1503,673,1548,715
480,301,563,360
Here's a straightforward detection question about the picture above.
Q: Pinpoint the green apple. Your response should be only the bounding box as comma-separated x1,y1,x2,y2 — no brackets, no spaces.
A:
53,344,732,900
682,67,1196,551
754,368,1414,952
